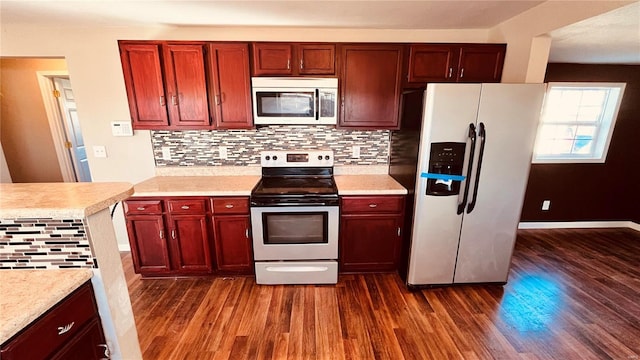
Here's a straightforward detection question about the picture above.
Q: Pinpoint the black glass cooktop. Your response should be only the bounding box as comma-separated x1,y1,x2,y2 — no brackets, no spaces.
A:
253,177,337,196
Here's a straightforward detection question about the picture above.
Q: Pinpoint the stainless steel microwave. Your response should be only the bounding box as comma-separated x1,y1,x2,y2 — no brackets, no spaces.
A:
251,77,338,125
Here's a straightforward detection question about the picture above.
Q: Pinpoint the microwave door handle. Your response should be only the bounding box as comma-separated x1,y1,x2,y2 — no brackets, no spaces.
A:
315,89,320,120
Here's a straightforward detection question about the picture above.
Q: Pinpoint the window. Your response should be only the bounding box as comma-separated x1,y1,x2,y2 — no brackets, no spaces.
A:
533,82,625,163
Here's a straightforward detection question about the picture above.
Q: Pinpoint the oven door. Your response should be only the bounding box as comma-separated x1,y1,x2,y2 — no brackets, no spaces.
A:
251,206,339,260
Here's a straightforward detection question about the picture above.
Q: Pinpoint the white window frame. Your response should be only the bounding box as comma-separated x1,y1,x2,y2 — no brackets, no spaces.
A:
532,82,626,164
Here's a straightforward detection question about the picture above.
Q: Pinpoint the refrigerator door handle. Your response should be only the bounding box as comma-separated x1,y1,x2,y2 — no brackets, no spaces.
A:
457,123,476,215
467,122,486,214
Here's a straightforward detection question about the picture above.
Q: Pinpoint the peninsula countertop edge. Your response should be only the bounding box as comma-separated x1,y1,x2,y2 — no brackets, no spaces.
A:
0,182,134,218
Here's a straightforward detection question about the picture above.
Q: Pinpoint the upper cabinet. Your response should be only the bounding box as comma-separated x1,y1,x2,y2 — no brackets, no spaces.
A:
119,43,170,128
119,41,253,130
407,44,506,85
251,43,336,76
339,44,403,130
207,43,253,129
162,44,211,129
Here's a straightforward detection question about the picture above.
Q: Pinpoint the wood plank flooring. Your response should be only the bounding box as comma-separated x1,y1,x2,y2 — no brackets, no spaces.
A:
123,228,640,359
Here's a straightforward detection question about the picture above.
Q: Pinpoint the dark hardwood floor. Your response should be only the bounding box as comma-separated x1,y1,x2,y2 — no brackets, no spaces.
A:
122,228,640,359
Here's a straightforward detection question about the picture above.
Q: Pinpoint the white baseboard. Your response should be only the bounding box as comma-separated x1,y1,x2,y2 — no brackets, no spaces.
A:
118,244,131,252
519,221,639,231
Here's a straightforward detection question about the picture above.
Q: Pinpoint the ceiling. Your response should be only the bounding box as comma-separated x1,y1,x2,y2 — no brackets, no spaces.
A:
1,0,638,64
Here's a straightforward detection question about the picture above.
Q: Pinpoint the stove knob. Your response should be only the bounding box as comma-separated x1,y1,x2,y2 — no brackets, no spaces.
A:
265,155,270,161
325,155,330,160
318,155,323,160
273,155,278,161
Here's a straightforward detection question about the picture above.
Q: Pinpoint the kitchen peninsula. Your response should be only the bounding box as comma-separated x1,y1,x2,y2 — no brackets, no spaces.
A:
0,183,142,360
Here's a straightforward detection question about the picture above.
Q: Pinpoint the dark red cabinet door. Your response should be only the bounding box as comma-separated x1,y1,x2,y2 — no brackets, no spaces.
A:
298,44,336,75
339,44,403,129
126,215,171,275
119,43,169,128
457,44,506,83
208,43,253,129
50,319,107,360
169,214,212,274
251,43,293,75
340,214,403,272
213,215,253,274
407,44,459,83
163,44,211,128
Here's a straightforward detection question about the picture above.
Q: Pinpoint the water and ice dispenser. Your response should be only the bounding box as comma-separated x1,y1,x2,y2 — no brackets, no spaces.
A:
425,142,466,196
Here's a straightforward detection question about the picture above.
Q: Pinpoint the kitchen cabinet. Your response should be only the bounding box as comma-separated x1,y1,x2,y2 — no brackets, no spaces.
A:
338,44,403,129
119,41,253,130
0,282,108,360
407,44,506,84
251,42,336,76
124,197,212,276
211,197,253,274
120,42,211,130
207,43,253,129
339,195,405,272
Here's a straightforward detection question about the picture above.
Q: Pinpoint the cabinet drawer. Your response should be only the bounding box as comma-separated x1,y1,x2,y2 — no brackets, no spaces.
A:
167,199,207,214
341,196,404,214
212,197,249,214
1,282,98,360
124,199,163,215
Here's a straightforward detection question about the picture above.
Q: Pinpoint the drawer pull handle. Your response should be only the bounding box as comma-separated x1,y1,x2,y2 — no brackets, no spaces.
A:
57,322,74,335
99,344,111,358
245,229,249,238
136,207,145,211
225,204,234,208
369,204,378,208
181,205,190,210
159,230,164,239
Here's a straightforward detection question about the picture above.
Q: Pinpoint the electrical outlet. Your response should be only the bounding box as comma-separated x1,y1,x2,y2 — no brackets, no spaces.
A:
352,146,360,158
93,145,107,158
161,147,171,160
219,146,228,160
542,200,551,211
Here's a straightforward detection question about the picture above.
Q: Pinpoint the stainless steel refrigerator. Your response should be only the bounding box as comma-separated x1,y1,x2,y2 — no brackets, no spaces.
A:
390,83,545,286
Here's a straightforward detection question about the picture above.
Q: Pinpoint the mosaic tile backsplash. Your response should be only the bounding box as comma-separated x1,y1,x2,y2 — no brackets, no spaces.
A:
0,218,95,269
152,126,390,167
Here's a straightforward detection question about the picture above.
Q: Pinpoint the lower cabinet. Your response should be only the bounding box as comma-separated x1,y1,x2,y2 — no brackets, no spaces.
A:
0,282,108,360
124,196,253,277
340,195,405,272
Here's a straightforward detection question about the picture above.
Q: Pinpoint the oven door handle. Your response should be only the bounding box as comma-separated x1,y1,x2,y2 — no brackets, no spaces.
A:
254,202,333,206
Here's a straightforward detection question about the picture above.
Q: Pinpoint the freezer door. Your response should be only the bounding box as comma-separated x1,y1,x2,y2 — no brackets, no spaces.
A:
407,84,481,285
453,84,545,284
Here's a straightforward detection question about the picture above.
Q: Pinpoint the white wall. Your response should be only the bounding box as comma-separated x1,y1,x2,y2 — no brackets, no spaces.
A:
0,2,627,244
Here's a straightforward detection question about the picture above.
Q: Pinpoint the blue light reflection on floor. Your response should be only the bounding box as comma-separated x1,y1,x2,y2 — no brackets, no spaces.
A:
498,274,565,333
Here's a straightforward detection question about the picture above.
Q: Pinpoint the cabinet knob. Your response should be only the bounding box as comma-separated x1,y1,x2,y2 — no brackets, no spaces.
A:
300,59,304,70
171,95,178,105
460,68,465,78
245,228,249,239
57,322,74,335
397,227,401,237
225,204,234,208
214,94,220,105
448,67,453,79
369,203,378,208
171,230,176,239
159,96,166,106
287,59,291,70
181,205,190,210
99,344,111,358
159,230,164,239
137,207,145,211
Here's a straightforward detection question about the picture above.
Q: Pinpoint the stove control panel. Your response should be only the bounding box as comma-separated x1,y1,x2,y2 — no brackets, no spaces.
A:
261,151,334,167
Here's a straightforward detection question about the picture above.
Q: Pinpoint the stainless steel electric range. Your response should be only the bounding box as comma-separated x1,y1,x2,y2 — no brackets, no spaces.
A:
250,150,339,285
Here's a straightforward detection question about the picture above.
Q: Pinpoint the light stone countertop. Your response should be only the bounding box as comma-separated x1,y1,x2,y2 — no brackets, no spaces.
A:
0,269,93,344
0,182,134,218
132,176,261,197
335,175,407,195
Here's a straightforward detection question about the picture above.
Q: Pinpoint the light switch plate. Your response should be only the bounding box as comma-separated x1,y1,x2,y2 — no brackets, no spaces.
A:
219,146,228,160
93,145,107,158
352,146,360,158
161,147,171,160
